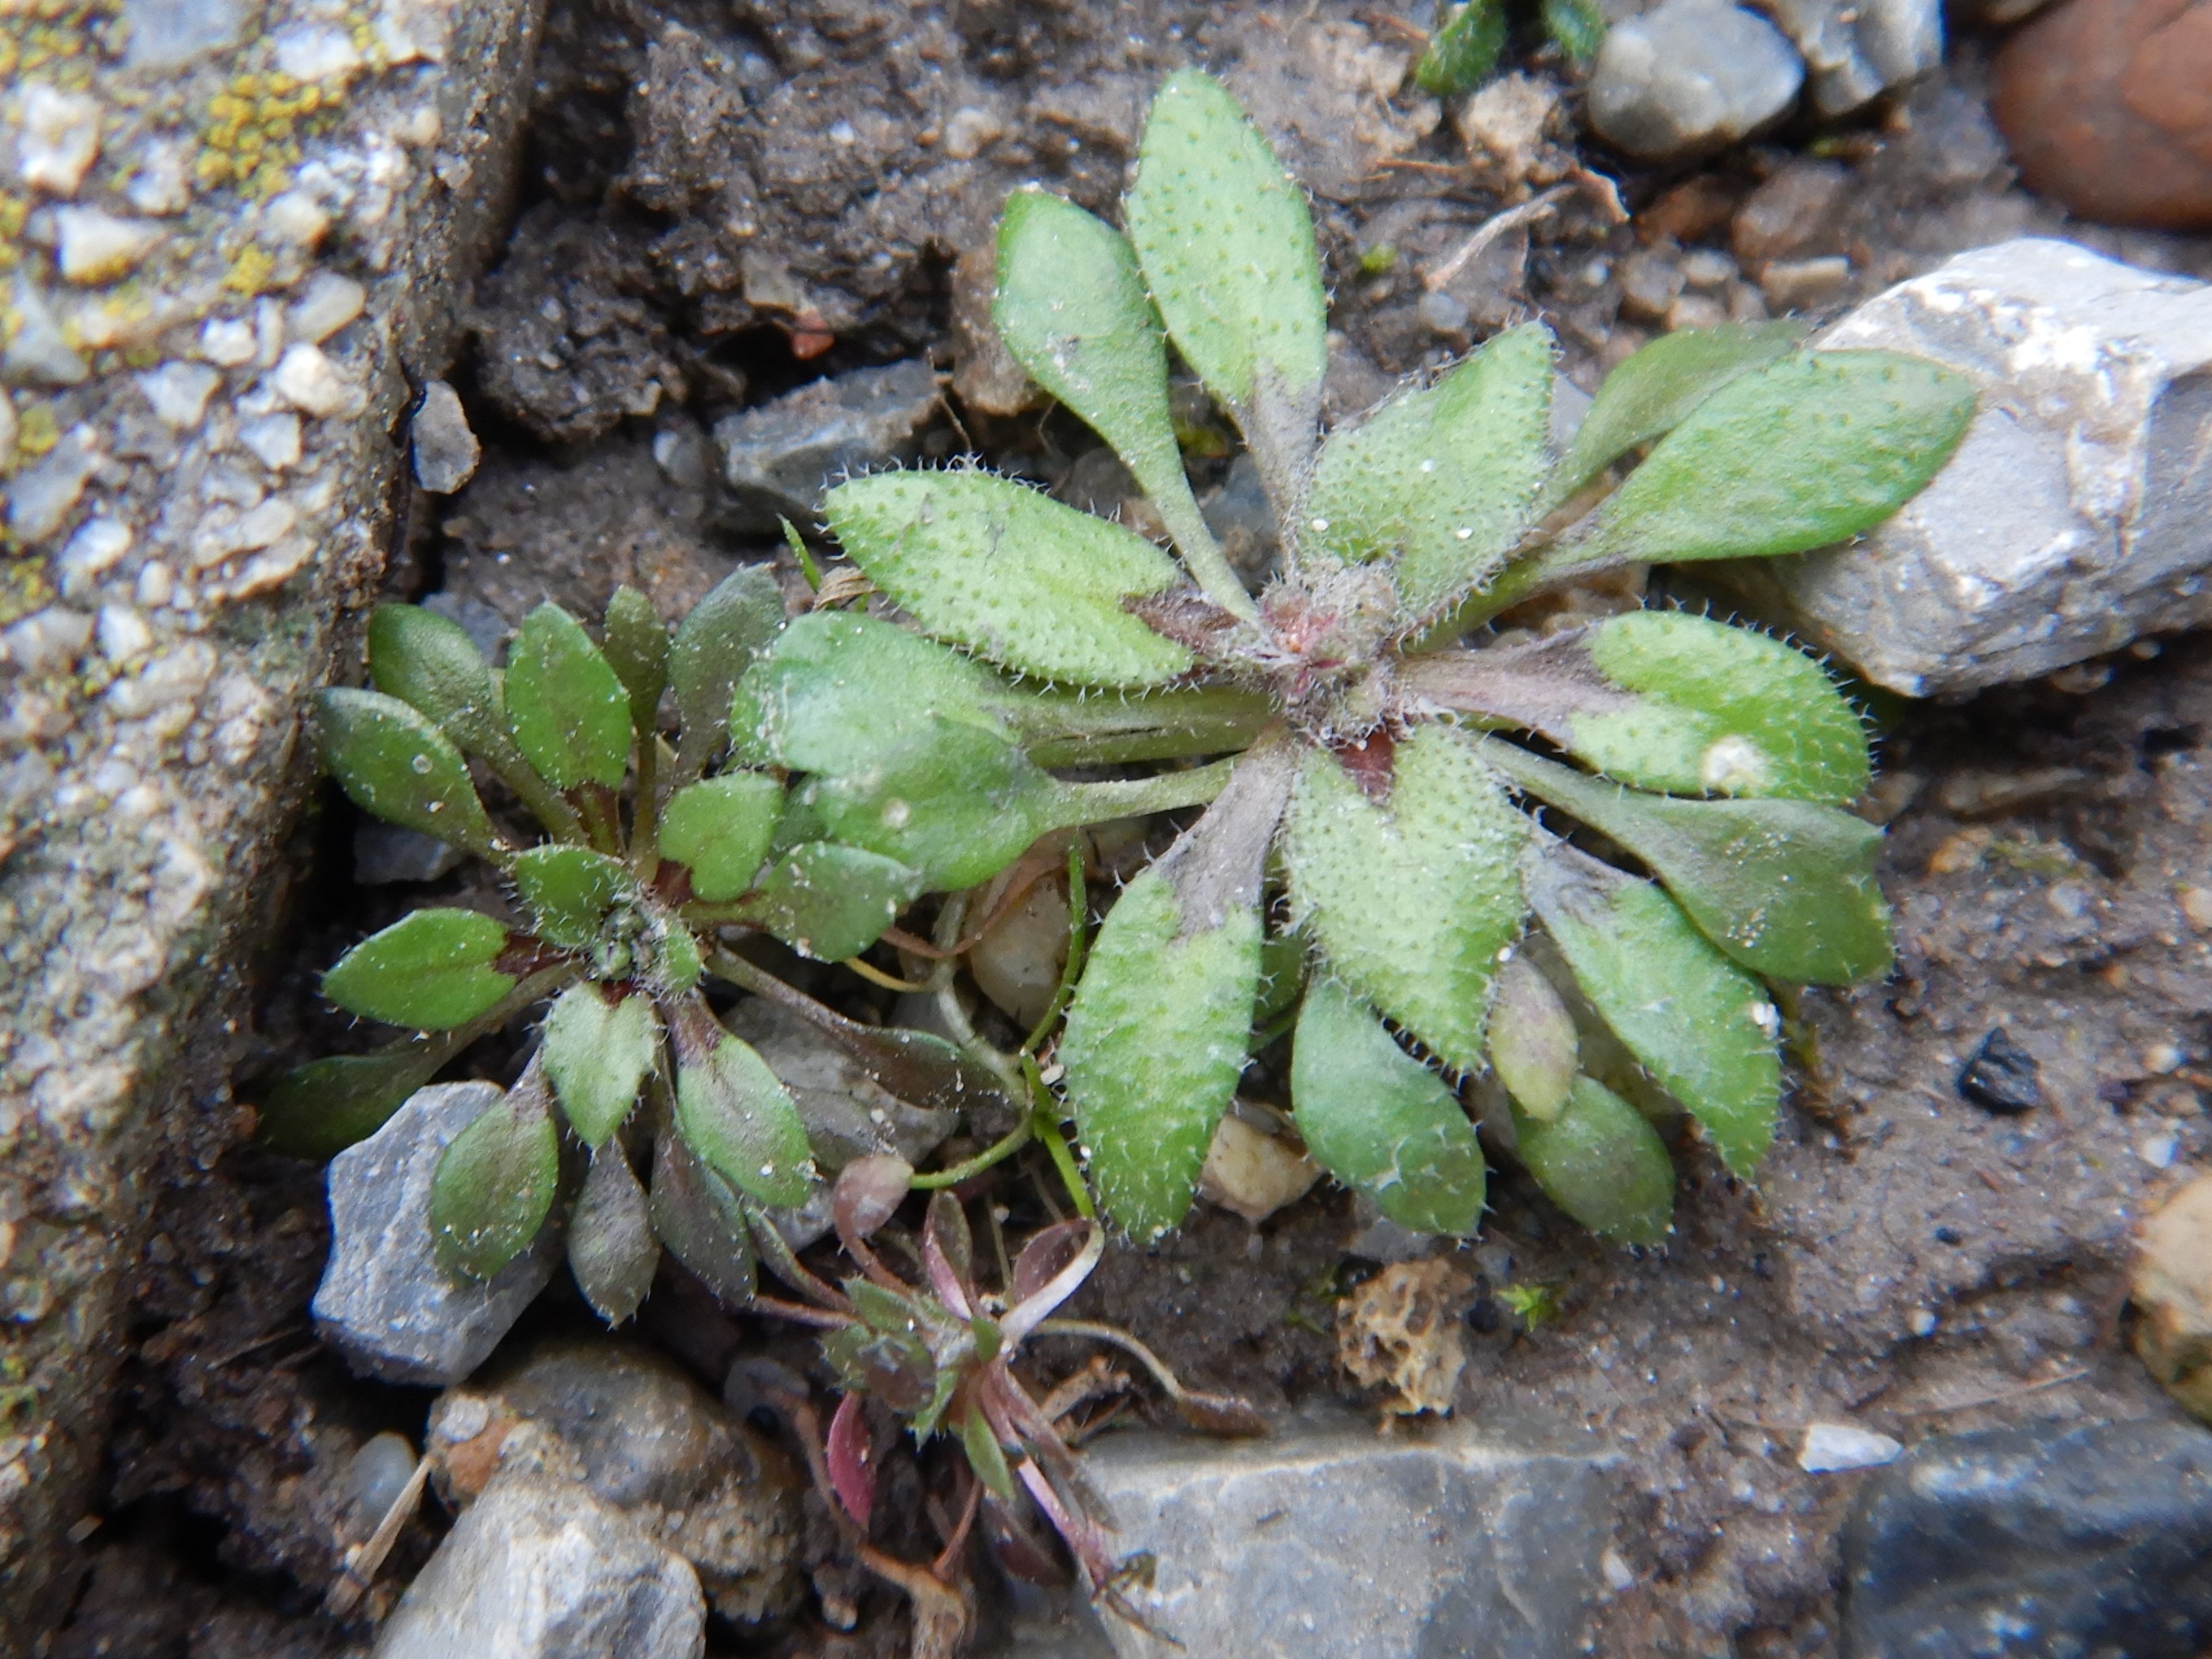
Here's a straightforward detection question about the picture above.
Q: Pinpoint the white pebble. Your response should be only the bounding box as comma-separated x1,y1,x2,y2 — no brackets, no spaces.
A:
287,272,365,343
237,411,303,470
0,606,93,677
233,495,298,551
57,516,133,592
2139,1130,2180,1170
941,107,1004,160
54,207,164,285
411,381,480,494
261,189,331,250
274,24,364,82
198,316,257,367
124,138,194,216
96,603,154,664
270,342,363,419
1797,1422,1904,1474
15,85,101,197
1909,1307,1939,1337
135,561,174,609
138,360,222,429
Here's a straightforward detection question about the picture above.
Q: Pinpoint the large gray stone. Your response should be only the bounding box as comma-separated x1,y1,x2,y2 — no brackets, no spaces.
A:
1072,1414,1618,1659
1840,1417,2212,1657
0,0,545,1640
1720,239,2212,696
425,1334,806,1623
372,1468,705,1659
712,358,941,532
1587,0,1805,161
312,1083,563,1387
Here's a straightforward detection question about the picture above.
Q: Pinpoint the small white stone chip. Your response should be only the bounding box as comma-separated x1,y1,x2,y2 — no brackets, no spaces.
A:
138,361,222,429
270,342,364,419
16,85,102,197
411,381,480,494
287,272,366,344
54,207,165,285
198,316,257,367
1797,1422,1903,1474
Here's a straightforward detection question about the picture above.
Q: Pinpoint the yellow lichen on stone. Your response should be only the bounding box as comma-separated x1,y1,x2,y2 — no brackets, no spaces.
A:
0,559,56,625
15,403,60,459
0,0,123,88
198,69,354,198
224,243,276,295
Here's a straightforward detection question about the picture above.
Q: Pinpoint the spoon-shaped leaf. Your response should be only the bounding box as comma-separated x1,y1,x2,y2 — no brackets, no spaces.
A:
1283,725,1527,1073
1540,0,1607,62
1480,740,1891,985
994,189,1252,620
542,983,659,1147
672,565,786,782
255,1046,445,1158
1126,69,1328,509
1543,322,1807,509
511,844,632,948
1511,1077,1673,1244
659,773,783,902
1060,743,1290,1239
672,1008,815,1208
825,471,1195,687
1291,979,1487,1236
602,584,671,735
1487,956,1579,1123
1524,843,1780,1175
315,689,503,859
1572,350,1975,567
1306,324,1554,619
505,603,634,791
736,841,923,961
1405,611,1870,803
649,1123,757,1305
429,1082,560,1282
323,909,516,1030
568,1141,660,1324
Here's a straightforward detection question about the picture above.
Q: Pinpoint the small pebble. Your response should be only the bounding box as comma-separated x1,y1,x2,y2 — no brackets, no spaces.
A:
343,1431,420,1533
2182,887,2212,931
0,607,92,677
941,107,1005,160
54,208,163,285
95,604,152,664
287,272,366,344
1908,1308,1939,1337
15,85,102,197
411,381,481,494
1957,1029,2044,1116
271,342,363,419
1666,293,1731,331
1417,290,1471,333
1760,255,1853,311
134,562,173,609
1735,159,1852,263
198,316,256,367
1799,1422,1905,1473
4,276,89,385
2140,1130,2181,1169
58,518,132,594
1679,248,1739,289
124,138,194,216
237,412,303,471
1588,0,1805,160
2145,1042,2186,1075
138,361,221,429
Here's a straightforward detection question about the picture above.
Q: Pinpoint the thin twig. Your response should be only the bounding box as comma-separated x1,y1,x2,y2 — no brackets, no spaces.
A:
1424,187,1573,294
324,1454,432,1618
1885,1366,2092,1420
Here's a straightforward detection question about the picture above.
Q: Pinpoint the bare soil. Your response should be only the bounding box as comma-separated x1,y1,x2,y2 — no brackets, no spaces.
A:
46,2,2212,1656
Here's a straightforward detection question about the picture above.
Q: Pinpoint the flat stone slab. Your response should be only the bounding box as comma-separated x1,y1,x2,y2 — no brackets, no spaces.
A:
1065,1414,1619,1659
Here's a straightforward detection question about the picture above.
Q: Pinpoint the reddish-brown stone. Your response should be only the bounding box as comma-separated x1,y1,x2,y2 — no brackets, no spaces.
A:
1992,0,2212,230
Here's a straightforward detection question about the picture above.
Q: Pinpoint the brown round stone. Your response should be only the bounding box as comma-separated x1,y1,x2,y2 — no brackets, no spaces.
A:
1992,0,2212,231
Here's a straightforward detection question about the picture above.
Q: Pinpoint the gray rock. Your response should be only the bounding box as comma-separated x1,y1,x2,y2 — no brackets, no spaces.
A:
1718,239,2212,696
311,1082,563,1387
123,0,246,68
1762,0,1942,116
420,591,511,659
426,1334,806,1623
725,998,957,1249
1587,0,1805,161
352,821,465,886
1075,1414,1618,1658
1840,1417,2212,1657
2,276,89,387
7,425,102,546
411,379,481,494
372,1468,705,1659
712,359,941,532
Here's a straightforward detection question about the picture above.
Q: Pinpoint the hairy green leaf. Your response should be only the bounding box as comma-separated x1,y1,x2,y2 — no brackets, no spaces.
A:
542,984,659,1146
1526,846,1779,1174
255,1047,442,1158
672,566,786,780
569,1142,660,1324
738,842,923,961
1305,324,1553,617
511,844,632,948
1283,726,1527,1073
675,1030,815,1208
994,189,1249,612
802,716,1068,891
1512,1077,1674,1245
315,689,503,858
1482,741,1892,985
323,909,515,1030
1411,612,1870,803
961,1400,1017,1502
655,917,702,995
649,1126,756,1305
1291,979,1486,1235
1486,956,1578,1123
1545,322,1807,508
368,603,507,756
602,585,671,734
505,603,633,791
825,471,1192,687
1417,0,1508,94
1060,869,1263,1241
429,1090,559,1282
660,773,783,902
1126,69,1327,496
1574,351,1975,567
